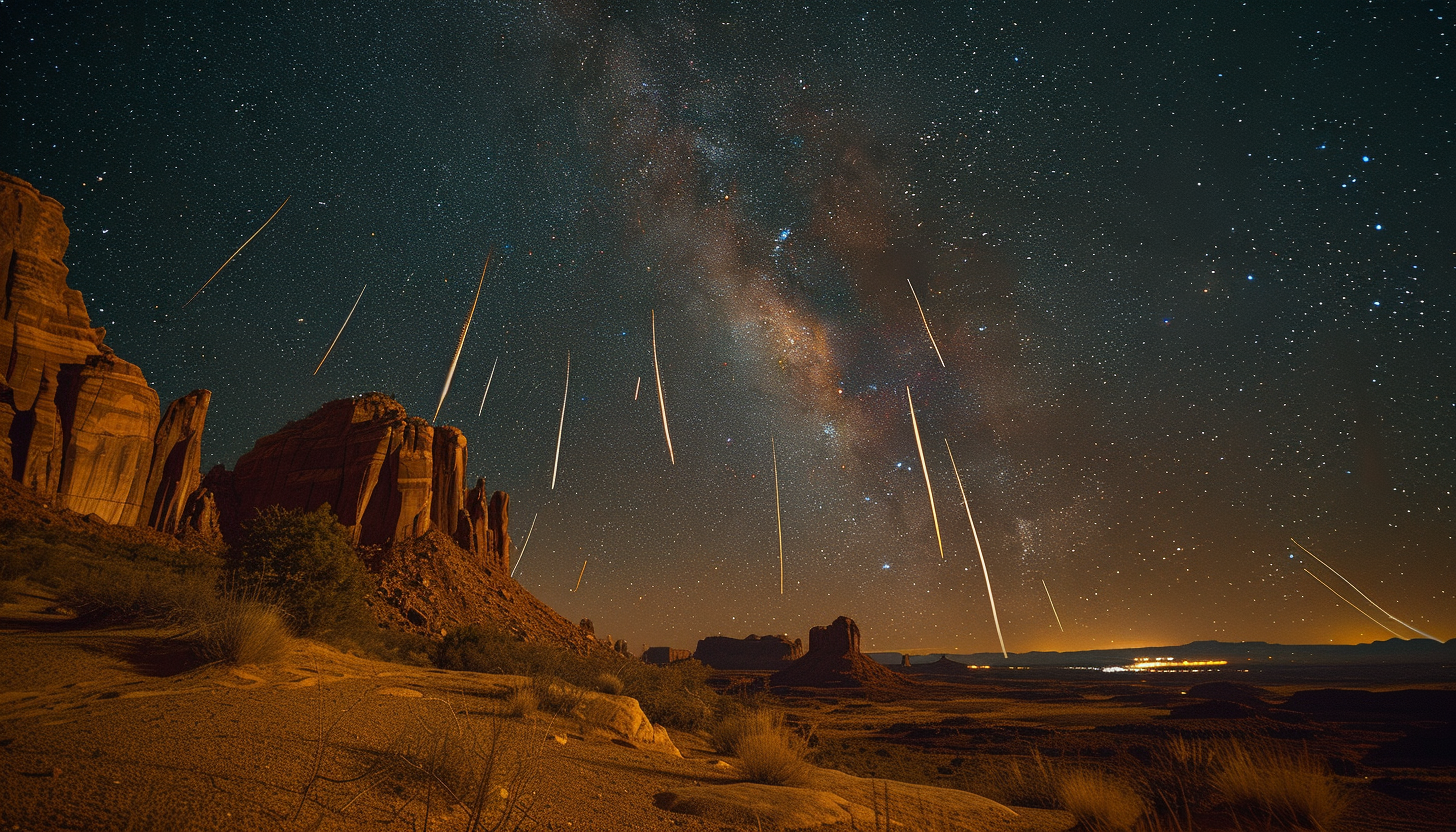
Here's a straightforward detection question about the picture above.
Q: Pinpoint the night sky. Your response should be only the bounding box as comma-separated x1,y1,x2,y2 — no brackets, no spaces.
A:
4,1,1453,654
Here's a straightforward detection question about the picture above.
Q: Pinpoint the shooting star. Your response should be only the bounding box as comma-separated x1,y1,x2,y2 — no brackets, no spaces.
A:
651,310,675,463
433,249,495,423
634,376,641,401
1042,580,1064,632
550,351,569,489
572,558,588,592
184,195,290,307
905,387,944,559
509,512,538,578
946,439,1006,657
772,436,785,595
907,279,946,368
477,356,498,417
1303,568,1403,639
312,283,366,375
1292,538,1438,640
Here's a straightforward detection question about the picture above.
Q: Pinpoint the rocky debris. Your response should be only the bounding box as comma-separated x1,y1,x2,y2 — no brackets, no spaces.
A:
643,647,691,665
0,171,213,538
770,616,913,693
654,784,870,829
694,633,804,670
367,529,606,655
207,394,509,568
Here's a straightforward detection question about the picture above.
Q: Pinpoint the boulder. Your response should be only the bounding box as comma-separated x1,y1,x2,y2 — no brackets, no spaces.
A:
770,616,912,692
570,688,681,757
694,634,804,670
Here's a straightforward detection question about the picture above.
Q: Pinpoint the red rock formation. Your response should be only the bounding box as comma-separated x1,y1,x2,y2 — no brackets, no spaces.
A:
1,171,210,534
770,616,912,692
486,490,510,572
141,390,211,533
430,425,466,537
209,394,508,555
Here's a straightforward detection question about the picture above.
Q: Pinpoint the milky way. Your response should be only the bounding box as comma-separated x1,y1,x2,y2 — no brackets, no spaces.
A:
3,1,1452,652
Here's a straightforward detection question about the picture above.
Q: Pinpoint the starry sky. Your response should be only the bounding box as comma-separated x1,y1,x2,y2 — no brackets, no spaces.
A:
4,1,1453,654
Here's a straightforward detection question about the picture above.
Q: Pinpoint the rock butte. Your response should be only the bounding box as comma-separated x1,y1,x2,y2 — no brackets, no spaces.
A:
0,171,213,534
694,633,804,670
770,616,913,692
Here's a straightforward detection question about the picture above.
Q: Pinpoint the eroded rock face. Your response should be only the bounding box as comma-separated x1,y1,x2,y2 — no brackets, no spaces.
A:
770,616,911,693
1,171,212,536
210,394,509,554
694,634,804,670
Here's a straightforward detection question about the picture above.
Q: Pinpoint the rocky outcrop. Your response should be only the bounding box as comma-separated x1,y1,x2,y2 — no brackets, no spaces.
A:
141,390,210,533
1,171,213,536
694,634,803,670
208,393,509,560
644,647,692,665
770,616,912,693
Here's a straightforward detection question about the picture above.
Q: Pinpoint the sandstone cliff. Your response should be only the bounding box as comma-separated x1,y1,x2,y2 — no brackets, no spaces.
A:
205,393,509,569
0,171,211,535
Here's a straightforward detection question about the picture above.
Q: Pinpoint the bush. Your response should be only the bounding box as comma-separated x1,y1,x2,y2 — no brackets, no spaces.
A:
711,709,783,755
504,686,538,717
735,721,811,786
232,504,373,635
595,672,624,695
193,593,291,665
1212,741,1348,830
1053,769,1145,831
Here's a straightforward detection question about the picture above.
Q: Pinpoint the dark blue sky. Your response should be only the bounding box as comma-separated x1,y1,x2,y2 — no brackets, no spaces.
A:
4,0,1452,651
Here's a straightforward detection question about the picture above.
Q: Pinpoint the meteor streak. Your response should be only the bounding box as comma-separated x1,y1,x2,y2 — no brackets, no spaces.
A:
433,249,494,423
1042,580,1064,632
477,356,498,416
946,439,1006,657
572,558,588,592
905,387,944,559
550,351,569,489
634,376,641,401
1292,538,1438,640
509,512,538,578
312,283,365,375
772,436,785,595
184,195,290,307
651,310,675,463
1303,568,1403,638
907,279,946,368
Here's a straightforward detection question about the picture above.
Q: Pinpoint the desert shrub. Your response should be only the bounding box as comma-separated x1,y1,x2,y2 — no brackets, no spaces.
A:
711,709,783,755
531,675,586,717
1053,768,1145,831
1212,741,1348,830
232,504,373,635
435,625,719,732
55,558,219,622
193,592,291,665
595,672,624,695
958,751,1058,809
735,720,811,786
504,685,538,717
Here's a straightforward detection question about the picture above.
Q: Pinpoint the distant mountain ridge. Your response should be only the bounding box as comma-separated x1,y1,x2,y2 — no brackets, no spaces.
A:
871,638,1456,668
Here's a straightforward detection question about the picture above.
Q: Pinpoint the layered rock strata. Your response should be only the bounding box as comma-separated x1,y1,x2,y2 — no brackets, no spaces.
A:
770,616,912,691
1,171,211,534
207,393,510,566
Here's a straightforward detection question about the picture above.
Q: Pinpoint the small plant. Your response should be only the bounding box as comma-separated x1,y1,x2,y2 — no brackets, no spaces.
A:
504,685,538,717
232,504,373,636
1053,768,1145,831
531,675,585,717
1212,741,1348,830
711,709,783,755
595,672,624,695
734,719,811,786
193,592,291,665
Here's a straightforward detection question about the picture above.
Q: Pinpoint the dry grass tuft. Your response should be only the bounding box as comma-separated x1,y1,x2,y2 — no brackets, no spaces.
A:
504,685,538,717
595,672,624,695
734,717,811,787
1053,768,1145,831
1212,742,1348,830
193,594,291,665
711,708,783,755
531,675,585,717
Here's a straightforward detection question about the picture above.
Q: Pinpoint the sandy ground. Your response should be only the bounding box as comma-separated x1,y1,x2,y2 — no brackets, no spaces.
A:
0,591,1071,831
